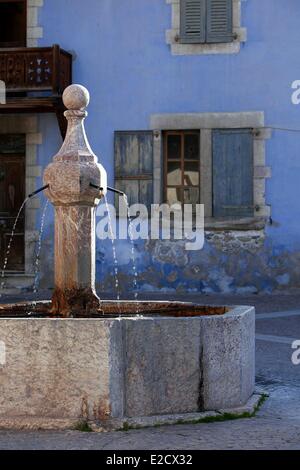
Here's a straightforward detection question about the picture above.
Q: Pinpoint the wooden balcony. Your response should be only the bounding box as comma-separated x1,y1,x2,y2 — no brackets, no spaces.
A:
0,45,72,137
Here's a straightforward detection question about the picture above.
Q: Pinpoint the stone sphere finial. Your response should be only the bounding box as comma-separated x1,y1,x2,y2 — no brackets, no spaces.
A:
63,84,90,111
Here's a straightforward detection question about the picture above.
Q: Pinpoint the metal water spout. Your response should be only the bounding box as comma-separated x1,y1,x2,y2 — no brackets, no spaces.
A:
44,84,107,317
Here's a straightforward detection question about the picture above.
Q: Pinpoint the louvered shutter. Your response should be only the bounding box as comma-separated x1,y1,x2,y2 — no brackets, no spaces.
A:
180,0,206,44
206,0,233,43
212,129,254,218
114,131,153,211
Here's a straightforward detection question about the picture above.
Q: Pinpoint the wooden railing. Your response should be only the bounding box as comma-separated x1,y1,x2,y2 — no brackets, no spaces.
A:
0,44,72,94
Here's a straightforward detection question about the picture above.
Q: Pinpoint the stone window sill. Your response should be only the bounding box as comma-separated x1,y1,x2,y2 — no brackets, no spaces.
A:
166,30,246,56
204,216,268,231
116,216,268,232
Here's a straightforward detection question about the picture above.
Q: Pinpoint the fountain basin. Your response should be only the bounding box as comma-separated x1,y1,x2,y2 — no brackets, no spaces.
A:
0,302,255,430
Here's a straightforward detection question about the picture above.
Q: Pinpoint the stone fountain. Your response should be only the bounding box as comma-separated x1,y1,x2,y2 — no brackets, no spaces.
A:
0,85,257,430
43,84,107,318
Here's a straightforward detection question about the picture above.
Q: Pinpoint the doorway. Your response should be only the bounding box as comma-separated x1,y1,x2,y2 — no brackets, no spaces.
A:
0,134,25,272
0,0,27,48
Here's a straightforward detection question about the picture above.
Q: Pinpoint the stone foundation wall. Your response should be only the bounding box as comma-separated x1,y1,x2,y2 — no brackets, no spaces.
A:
38,227,300,295
95,230,300,295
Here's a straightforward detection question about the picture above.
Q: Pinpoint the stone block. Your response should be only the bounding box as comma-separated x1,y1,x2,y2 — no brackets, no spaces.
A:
28,0,43,6
254,166,272,179
0,319,118,423
201,306,255,409
27,7,38,27
27,27,43,39
124,317,202,417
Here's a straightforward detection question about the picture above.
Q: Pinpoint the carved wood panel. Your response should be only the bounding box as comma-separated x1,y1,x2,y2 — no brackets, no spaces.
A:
0,47,71,93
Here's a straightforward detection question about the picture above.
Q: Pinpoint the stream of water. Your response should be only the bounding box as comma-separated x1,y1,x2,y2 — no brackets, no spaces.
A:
33,199,49,295
0,197,29,296
26,199,50,316
1,192,140,317
122,194,140,313
104,195,121,308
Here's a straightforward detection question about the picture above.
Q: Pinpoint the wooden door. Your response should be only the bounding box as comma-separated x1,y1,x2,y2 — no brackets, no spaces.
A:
0,134,25,272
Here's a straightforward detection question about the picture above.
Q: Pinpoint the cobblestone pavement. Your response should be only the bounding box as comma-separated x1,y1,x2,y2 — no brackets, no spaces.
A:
0,293,299,450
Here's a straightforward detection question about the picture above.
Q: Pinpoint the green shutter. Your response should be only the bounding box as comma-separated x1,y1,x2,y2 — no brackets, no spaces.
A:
212,129,254,218
206,0,233,43
114,131,153,211
180,0,206,44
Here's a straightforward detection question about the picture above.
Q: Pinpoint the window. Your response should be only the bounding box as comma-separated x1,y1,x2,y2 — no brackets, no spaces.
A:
115,113,271,226
114,131,154,211
166,0,246,56
164,131,200,206
180,0,233,44
114,128,253,216
163,129,254,217
0,0,27,48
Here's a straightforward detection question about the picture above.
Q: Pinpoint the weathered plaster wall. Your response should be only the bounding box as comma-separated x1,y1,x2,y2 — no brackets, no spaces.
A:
94,230,300,295
34,0,300,294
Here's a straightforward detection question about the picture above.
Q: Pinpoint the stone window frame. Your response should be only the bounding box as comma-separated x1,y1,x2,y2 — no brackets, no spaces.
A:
27,0,44,47
0,115,42,286
150,111,271,230
166,0,247,56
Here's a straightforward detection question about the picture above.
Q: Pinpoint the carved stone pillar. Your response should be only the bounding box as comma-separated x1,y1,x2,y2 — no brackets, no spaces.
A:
44,84,107,317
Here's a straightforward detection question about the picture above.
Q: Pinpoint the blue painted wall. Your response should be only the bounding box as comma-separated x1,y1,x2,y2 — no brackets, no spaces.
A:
35,0,300,294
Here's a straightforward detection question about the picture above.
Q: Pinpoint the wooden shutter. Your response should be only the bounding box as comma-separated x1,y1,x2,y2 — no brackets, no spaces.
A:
206,0,233,43
180,0,206,44
114,131,153,211
212,129,253,218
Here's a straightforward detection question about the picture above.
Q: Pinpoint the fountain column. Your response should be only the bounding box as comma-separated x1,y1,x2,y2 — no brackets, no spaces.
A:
44,85,107,317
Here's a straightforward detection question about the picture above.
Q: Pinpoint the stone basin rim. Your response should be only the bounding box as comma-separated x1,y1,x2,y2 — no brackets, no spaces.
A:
0,301,254,319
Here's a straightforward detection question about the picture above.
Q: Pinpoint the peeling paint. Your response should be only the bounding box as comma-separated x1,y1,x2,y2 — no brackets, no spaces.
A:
38,227,300,295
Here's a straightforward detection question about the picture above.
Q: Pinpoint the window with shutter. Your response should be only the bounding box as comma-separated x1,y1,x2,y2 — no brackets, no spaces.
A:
180,0,233,44
206,0,233,43
180,0,206,44
212,129,254,218
114,131,154,211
